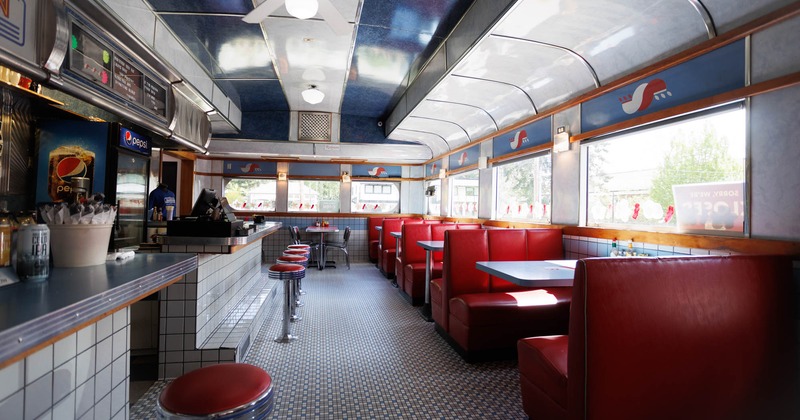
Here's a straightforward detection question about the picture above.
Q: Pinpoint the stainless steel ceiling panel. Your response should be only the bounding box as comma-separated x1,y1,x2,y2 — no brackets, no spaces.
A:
387,129,450,156
445,0,515,67
412,100,496,141
427,74,535,130
398,116,470,149
153,19,214,100
261,17,355,111
452,37,596,112
494,0,709,84
406,46,448,111
701,0,796,34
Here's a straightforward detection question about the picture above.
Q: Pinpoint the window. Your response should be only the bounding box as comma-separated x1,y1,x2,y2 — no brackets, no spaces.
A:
585,106,745,235
223,178,276,211
288,180,340,212
449,170,479,217
494,153,552,223
425,179,441,216
351,181,400,213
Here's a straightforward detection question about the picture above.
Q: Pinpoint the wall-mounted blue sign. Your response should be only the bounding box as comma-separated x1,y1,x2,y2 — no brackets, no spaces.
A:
449,144,480,170
223,161,277,175
352,164,401,178
582,40,746,133
289,162,339,176
426,160,442,177
492,117,552,158
118,127,151,156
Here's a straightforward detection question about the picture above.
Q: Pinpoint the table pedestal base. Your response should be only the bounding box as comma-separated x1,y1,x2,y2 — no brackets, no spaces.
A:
419,304,433,322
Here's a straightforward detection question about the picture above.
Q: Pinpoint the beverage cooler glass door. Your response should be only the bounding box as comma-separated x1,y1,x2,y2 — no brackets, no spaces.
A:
115,150,148,249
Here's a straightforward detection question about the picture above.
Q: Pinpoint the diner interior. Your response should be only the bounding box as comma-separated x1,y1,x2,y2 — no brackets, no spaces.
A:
0,0,798,419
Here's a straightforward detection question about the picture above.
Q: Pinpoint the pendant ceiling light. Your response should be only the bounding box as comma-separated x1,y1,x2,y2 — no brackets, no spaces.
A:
302,85,325,104
285,0,318,20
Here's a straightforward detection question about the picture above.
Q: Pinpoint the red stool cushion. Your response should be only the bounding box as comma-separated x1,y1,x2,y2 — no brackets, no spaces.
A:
269,263,305,273
159,363,272,416
277,256,307,264
283,249,309,256
287,244,311,249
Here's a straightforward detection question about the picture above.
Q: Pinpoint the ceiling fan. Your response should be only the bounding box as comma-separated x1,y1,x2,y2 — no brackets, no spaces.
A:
243,0,351,36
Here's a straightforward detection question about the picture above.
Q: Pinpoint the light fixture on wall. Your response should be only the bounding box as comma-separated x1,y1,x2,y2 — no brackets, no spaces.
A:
285,0,318,19
438,168,447,179
302,85,325,104
553,126,571,153
341,171,351,183
277,172,287,181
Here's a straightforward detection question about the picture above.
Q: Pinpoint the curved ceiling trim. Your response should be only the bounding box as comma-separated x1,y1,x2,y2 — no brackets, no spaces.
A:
450,74,538,114
394,128,451,153
409,115,472,143
688,0,718,39
425,98,499,132
488,34,601,90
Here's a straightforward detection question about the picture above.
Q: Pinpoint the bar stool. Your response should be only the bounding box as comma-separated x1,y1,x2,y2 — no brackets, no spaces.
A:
156,363,274,419
277,255,308,311
269,263,305,342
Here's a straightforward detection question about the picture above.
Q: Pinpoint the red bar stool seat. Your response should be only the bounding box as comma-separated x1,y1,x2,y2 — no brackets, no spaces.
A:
277,255,308,310
269,263,305,342
156,363,274,419
287,244,311,251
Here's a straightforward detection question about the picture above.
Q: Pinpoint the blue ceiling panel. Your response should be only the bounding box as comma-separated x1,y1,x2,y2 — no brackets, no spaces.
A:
216,111,291,140
159,15,276,79
224,80,289,111
359,0,473,38
340,115,406,144
145,0,253,14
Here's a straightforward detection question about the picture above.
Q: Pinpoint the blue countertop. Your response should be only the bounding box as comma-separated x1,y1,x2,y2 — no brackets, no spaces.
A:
0,253,197,367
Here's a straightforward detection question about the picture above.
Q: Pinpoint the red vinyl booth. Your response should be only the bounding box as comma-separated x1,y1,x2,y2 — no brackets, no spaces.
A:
518,255,798,420
396,224,437,305
431,228,570,361
367,217,385,263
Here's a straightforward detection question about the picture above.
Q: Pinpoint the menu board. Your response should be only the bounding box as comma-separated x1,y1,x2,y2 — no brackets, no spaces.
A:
144,77,167,118
66,17,169,121
112,55,143,103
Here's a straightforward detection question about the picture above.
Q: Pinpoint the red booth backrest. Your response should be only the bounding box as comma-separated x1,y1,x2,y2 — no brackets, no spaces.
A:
525,229,564,261
400,224,431,265
442,229,490,298
567,256,798,420
368,217,384,242
380,219,404,250
431,224,457,261
487,229,528,292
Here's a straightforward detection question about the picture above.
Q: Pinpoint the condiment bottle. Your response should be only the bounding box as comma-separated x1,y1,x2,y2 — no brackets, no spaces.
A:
609,238,619,257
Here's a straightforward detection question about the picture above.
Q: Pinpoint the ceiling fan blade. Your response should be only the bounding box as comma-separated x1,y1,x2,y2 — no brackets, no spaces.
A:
317,0,351,36
242,0,284,23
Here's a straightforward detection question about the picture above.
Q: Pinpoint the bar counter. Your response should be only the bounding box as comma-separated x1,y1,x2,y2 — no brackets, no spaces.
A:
156,221,282,251
0,253,197,368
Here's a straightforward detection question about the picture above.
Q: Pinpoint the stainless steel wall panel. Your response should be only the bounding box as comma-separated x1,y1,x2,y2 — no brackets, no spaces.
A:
551,105,581,226
494,0,709,84
0,89,34,196
406,47,448,113
427,76,535,131
701,0,796,34
749,84,800,240
445,0,516,68
98,0,158,47
751,14,800,83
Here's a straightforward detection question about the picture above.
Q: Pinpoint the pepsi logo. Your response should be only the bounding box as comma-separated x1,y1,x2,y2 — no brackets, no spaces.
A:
56,156,87,181
458,152,468,166
124,130,132,145
509,130,529,150
619,78,671,115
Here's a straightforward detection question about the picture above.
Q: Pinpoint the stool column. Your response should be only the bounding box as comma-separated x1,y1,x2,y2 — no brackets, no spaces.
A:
270,264,304,343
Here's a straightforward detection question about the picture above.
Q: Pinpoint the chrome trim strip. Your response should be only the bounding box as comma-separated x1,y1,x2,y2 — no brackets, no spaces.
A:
426,98,500,132
42,0,70,74
687,0,717,39
488,34,601,89
450,73,539,114
158,222,282,246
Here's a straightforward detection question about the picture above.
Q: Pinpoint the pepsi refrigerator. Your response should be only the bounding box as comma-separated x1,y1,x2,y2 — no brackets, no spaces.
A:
36,120,153,250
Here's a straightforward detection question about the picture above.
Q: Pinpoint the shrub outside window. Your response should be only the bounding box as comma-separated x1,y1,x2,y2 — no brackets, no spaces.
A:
449,170,479,218
494,153,552,223
351,181,400,213
288,180,340,212
223,178,276,211
585,106,745,235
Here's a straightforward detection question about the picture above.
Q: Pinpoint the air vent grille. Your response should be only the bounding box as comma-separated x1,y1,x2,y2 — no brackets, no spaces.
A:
298,112,331,141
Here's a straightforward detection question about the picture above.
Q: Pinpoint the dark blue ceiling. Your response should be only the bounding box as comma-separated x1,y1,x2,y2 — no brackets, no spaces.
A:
144,0,475,142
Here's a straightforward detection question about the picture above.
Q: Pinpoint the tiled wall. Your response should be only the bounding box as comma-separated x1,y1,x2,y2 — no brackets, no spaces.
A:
262,217,369,265
0,308,131,420
563,235,732,259
159,239,278,379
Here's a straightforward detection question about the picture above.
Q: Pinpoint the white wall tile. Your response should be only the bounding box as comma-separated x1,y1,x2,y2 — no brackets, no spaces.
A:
26,345,53,385
0,390,24,419
112,308,128,333
24,372,52,420
95,338,112,372
111,355,126,389
51,392,74,420
75,348,95,387
94,393,111,420
112,329,127,361
0,360,24,401
77,325,95,354
53,334,76,368
96,317,113,342
52,358,75,403
94,365,111,403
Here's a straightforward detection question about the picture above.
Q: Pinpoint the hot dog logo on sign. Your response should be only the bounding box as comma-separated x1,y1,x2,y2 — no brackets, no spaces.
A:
240,163,262,173
619,78,672,114
0,0,26,46
509,130,529,150
368,167,388,177
457,151,468,166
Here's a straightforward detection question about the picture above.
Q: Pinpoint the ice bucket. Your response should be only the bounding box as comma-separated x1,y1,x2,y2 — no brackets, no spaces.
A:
48,224,113,268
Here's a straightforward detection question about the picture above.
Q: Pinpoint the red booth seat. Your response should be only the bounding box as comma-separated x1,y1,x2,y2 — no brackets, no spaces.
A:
433,228,568,361
518,255,798,420
368,217,385,263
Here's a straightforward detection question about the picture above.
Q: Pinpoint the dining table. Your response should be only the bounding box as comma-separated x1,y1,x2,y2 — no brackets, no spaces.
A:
306,225,340,270
475,260,578,287
416,240,444,321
